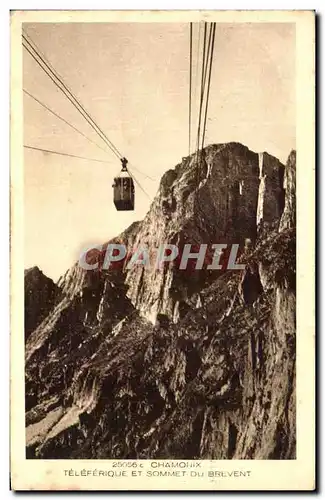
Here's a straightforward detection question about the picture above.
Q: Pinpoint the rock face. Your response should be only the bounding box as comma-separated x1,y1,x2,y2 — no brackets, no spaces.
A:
25,143,296,460
24,267,60,341
256,152,285,226
125,143,285,323
279,150,296,232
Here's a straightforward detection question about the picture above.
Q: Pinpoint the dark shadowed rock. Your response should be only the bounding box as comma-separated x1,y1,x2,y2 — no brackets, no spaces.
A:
24,267,60,341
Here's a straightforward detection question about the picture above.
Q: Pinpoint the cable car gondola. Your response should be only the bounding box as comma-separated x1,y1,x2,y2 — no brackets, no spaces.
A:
112,158,135,211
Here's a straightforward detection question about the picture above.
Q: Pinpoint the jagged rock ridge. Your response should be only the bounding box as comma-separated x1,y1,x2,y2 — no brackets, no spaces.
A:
25,143,296,460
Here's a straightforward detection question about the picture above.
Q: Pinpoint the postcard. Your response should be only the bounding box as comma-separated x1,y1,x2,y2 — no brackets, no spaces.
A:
10,9,315,491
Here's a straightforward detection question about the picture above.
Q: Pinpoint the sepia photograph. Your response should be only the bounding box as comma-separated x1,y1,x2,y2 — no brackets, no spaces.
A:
10,9,315,491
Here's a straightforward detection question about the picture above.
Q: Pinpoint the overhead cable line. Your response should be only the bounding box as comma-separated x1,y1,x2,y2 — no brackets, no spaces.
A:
24,87,154,183
25,143,153,197
128,163,156,182
22,34,122,160
128,170,152,201
23,89,110,157
188,22,193,156
23,30,152,201
201,23,216,151
24,145,113,164
195,22,207,156
191,22,216,160
22,30,122,159
192,21,216,223
192,22,202,153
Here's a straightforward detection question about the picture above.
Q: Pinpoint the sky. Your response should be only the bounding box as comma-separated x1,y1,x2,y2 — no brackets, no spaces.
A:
23,21,296,280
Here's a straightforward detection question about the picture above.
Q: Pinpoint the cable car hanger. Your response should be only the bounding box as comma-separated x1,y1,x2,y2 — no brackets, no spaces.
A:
121,157,128,171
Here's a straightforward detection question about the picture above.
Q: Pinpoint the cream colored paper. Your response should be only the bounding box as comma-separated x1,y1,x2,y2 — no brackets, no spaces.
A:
10,10,315,491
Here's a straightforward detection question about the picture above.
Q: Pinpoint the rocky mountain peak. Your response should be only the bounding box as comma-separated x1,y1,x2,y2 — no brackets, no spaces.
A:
124,142,285,323
25,143,296,461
